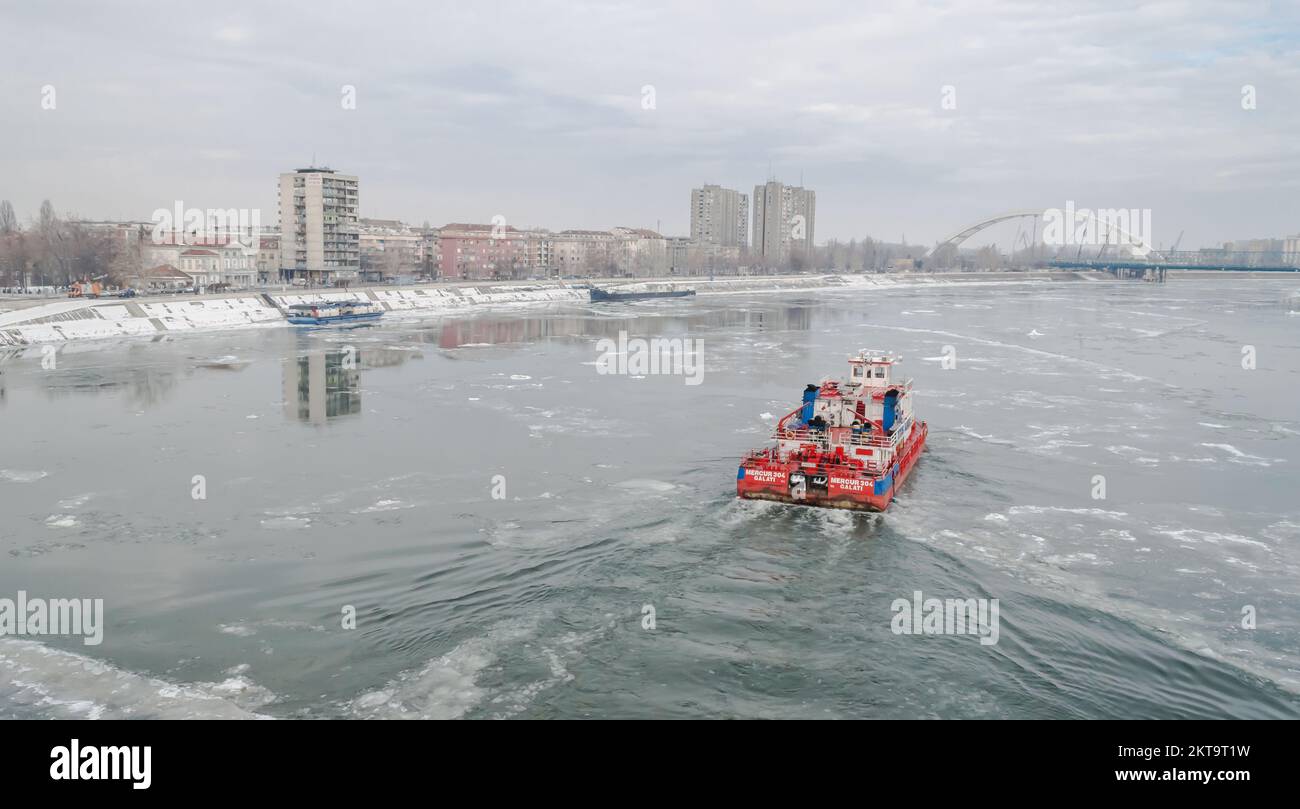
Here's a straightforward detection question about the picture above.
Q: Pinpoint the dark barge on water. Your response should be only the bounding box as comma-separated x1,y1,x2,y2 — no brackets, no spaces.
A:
589,284,696,302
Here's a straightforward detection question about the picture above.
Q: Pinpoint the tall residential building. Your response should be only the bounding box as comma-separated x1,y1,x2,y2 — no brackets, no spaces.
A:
278,167,360,284
690,184,748,248
752,180,816,265
1285,234,1300,265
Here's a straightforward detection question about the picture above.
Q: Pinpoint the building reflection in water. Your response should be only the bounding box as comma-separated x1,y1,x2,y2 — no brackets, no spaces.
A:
284,350,361,424
427,304,814,349
283,346,414,424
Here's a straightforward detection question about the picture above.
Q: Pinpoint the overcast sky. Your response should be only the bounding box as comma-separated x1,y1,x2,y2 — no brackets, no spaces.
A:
1,0,1297,248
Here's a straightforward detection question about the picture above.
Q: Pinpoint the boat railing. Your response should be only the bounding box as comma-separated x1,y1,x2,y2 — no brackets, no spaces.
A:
772,426,895,449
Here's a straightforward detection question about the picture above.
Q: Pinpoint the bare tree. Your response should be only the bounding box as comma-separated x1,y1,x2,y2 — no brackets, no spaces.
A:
788,248,808,272
0,200,17,234
36,213,120,286
0,200,21,288
38,199,56,233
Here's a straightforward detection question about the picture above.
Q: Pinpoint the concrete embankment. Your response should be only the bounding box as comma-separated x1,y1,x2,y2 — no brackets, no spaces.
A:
0,284,589,346
0,271,1103,347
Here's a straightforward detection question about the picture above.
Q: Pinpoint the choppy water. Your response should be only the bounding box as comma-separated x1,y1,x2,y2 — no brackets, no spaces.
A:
2,277,1299,719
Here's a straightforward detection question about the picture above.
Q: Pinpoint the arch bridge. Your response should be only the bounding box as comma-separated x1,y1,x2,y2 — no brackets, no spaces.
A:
925,209,1159,261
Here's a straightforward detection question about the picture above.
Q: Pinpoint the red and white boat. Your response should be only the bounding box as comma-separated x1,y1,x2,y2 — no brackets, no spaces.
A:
737,350,927,511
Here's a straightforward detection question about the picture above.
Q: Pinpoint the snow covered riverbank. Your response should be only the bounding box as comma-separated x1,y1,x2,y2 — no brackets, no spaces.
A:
0,271,1100,347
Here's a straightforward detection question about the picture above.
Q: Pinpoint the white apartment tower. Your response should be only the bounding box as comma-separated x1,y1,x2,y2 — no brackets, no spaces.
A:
752,180,815,265
690,184,749,248
279,167,360,284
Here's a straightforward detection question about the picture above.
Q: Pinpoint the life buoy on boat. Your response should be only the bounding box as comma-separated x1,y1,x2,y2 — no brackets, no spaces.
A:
782,429,796,439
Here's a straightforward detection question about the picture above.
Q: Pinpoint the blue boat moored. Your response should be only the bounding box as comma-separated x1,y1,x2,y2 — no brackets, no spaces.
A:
287,300,384,326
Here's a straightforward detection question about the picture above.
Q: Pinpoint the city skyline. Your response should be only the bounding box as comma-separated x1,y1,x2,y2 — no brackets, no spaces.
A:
1,2,1298,249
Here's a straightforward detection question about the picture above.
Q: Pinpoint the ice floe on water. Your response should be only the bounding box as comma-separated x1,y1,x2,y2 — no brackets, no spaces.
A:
0,639,267,719
1006,505,1129,520
1042,551,1109,568
260,515,311,530
1198,443,1284,467
1154,527,1271,551
196,355,250,370
348,613,617,720
350,498,416,514
197,671,277,710
613,478,677,494
349,617,538,720
1106,445,1156,462
1,469,47,483
952,425,1016,446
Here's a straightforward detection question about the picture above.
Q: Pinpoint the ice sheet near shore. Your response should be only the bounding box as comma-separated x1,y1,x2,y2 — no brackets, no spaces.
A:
0,272,1093,347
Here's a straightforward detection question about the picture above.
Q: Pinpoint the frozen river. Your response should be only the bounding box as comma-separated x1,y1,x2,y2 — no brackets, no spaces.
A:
2,277,1299,718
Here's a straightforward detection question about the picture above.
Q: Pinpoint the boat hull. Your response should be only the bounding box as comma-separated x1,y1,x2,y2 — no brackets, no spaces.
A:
287,312,384,326
737,422,927,512
589,289,696,302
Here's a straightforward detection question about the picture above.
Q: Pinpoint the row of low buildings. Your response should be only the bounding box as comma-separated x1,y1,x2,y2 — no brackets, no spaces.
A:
117,220,716,289
84,168,820,289
1197,236,1300,267
278,169,818,284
